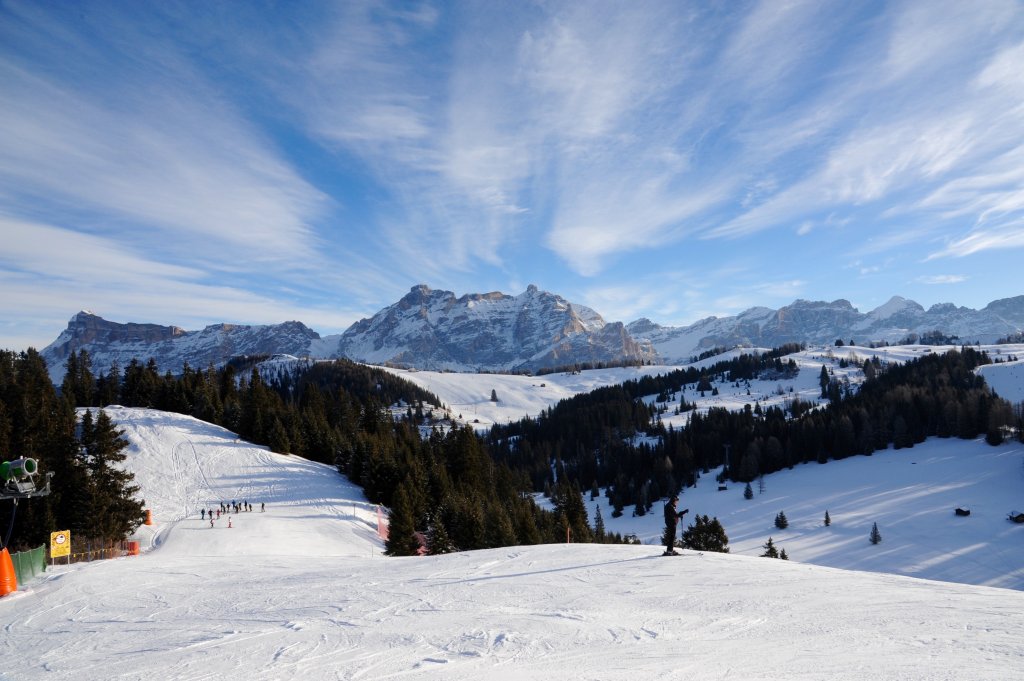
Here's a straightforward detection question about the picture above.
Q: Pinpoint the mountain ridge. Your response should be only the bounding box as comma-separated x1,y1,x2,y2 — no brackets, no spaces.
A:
38,287,1024,381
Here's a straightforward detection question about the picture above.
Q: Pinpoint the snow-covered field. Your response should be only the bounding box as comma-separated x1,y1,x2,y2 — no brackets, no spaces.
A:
3,407,1024,679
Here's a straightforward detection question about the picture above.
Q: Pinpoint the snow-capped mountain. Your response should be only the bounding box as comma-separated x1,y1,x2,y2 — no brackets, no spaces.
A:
335,284,655,372
40,310,328,383
39,286,657,381
39,290,1024,381
628,295,1024,363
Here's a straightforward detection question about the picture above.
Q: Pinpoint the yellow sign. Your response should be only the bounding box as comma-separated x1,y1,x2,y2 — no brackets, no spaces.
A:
50,530,71,558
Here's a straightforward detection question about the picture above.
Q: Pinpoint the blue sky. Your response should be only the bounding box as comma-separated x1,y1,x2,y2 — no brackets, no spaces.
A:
2,1,1023,352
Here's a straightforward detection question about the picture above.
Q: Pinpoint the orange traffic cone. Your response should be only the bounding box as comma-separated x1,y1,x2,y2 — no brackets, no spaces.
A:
144,509,153,526
0,547,17,597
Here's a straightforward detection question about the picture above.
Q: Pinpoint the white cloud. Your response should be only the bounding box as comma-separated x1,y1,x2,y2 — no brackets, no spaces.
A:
927,222,1024,259
0,216,364,349
0,61,328,267
916,274,968,285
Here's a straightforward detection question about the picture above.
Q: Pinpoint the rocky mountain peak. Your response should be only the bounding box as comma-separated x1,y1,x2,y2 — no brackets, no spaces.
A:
37,288,1023,383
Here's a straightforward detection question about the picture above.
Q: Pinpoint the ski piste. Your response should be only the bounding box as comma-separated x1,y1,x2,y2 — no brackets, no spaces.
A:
661,550,703,556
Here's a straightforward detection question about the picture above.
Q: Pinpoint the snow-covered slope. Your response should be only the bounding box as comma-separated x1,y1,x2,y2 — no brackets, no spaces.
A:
2,405,1024,675
3,408,1024,679
110,407,382,558
385,343,1024,432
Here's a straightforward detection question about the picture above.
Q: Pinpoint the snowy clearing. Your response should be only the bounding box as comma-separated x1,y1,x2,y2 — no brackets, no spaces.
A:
3,408,1024,679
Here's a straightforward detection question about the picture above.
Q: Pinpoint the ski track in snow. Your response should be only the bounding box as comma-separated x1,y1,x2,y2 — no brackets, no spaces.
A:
2,406,1024,679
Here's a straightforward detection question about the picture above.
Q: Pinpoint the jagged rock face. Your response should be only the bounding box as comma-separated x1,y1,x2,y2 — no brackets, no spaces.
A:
38,290,1024,383
337,285,656,371
628,295,1024,361
983,296,1024,328
41,312,322,383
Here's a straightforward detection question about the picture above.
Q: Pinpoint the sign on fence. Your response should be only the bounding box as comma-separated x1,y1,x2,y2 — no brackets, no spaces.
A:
50,530,70,559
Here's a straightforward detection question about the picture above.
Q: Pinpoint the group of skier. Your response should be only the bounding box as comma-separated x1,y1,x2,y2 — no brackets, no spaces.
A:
201,500,266,528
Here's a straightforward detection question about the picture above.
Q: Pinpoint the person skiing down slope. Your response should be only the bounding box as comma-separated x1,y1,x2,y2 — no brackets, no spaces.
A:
663,496,689,555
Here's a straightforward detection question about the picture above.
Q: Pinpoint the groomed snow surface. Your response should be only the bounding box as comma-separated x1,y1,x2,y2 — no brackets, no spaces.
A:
3,407,1024,679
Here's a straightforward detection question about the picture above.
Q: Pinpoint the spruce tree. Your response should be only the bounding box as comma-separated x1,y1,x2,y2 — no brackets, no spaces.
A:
761,536,779,558
780,548,789,560
426,519,455,555
79,409,146,544
824,510,831,527
594,504,606,542
385,484,420,556
774,510,788,529
870,522,882,545
681,514,730,553
744,482,753,500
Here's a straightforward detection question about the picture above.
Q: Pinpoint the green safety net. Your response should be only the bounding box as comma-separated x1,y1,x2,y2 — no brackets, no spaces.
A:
11,544,46,584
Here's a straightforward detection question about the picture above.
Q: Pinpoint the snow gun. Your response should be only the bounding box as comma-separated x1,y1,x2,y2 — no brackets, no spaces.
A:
1,457,37,481
1,458,52,500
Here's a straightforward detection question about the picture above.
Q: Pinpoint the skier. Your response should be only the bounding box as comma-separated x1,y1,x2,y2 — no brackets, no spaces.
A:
228,517,233,529
663,496,689,556
201,508,205,520
209,518,214,528
261,502,265,513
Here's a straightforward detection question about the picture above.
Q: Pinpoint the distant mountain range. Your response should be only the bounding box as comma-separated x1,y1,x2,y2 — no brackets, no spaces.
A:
39,285,1024,382
628,295,1024,364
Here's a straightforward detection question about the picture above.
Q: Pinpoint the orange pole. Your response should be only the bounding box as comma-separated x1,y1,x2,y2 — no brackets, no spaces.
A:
0,547,17,597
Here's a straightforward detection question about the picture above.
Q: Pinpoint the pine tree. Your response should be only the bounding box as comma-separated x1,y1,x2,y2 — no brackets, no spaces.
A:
779,547,789,560
761,536,779,558
824,510,831,527
490,389,499,403
426,519,455,555
79,409,146,543
268,416,291,454
594,504,606,542
384,484,420,556
681,514,730,553
774,510,788,529
743,482,753,500
869,522,882,545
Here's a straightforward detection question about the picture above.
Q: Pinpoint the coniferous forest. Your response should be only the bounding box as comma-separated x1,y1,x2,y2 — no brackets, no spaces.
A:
488,347,1022,516
2,345,1021,556
1,350,616,555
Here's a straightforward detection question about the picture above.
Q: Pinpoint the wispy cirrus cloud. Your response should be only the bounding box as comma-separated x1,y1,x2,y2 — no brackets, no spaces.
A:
916,275,968,285
0,39,327,266
926,221,1024,260
0,215,361,339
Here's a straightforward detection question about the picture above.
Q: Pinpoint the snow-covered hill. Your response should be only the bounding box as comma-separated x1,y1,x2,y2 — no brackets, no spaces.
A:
384,343,1024,432
3,408,1024,679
